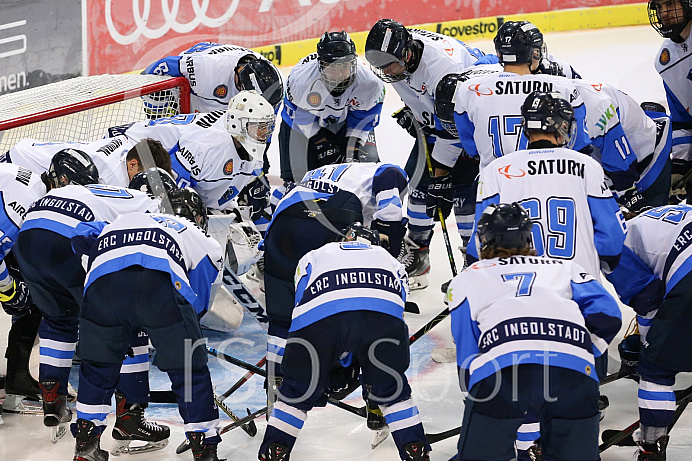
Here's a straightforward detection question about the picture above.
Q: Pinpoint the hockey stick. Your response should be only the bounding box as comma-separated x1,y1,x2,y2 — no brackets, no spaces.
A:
426,426,461,444
207,347,367,418
600,384,692,451
220,356,267,399
214,394,257,437
409,307,450,346
176,406,269,454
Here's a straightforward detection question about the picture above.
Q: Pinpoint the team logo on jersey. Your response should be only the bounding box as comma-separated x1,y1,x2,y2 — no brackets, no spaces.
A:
175,281,182,290
660,48,670,65
307,92,322,107
443,39,454,56
470,260,497,269
591,83,602,92
468,83,493,97
213,84,228,98
498,164,526,179
223,160,234,175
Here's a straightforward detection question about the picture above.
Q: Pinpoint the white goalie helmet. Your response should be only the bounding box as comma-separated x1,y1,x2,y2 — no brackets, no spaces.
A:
224,90,276,160
226,220,262,276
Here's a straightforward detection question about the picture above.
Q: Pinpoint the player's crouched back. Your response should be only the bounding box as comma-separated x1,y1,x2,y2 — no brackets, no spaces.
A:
447,203,621,461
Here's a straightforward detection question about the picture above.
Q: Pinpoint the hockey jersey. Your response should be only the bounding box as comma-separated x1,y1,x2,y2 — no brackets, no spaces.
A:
654,35,692,162
74,212,223,314
468,147,626,279
607,205,692,307
453,72,592,170
281,56,385,143
292,241,408,331
0,164,47,283
144,42,277,113
123,112,263,209
3,136,135,187
448,256,622,389
21,184,159,239
268,162,407,235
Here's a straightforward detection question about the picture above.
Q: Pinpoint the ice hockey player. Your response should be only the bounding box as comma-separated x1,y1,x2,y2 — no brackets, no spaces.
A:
648,0,692,197
605,202,692,460
258,222,430,461
144,41,284,113
364,19,487,288
4,137,173,188
0,162,55,414
69,188,223,461
448,203,622,461
262,162,408,431
13,150,170,448
120,90,275,226
278,31,384,186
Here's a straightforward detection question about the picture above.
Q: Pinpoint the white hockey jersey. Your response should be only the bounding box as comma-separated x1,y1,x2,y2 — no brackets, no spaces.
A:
123,112,263,209
654,35,692,162
144,42,276,113
453,72,592,170
448,256,622,389
607,204,692,306
292,241,408,331
469,147,626,279
3,136,135,187
269,162,407,234
21,184,159,239
282,56,385,143
75,212,223,315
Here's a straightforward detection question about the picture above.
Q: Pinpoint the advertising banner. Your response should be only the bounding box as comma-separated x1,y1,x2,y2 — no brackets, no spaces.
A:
0,0,81,95
89,0,643,75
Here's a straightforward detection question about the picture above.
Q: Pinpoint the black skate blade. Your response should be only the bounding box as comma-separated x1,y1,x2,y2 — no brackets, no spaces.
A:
601,429,636,446
176,438,191,454
405,301,420,314
244,408,258,437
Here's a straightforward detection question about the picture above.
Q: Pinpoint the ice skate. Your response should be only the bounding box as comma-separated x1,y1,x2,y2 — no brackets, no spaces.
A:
259,443,290,461
73,418,109,461
636,435,668,460
246,256,265,293
110,392,170,455
187,431,225,461
403,441,430,460
527,442,544,461
39,379,72,443
2,393,42,414
399,238,429,290
367,401,390,449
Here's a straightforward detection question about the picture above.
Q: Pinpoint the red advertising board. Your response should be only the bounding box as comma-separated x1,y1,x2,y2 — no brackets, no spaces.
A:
88,0,642,75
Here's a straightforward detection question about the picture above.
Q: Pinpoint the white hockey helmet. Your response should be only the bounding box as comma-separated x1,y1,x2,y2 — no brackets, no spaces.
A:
224,90,276,160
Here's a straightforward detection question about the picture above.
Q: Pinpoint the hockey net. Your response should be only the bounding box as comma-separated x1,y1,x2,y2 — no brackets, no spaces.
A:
0,74,190,153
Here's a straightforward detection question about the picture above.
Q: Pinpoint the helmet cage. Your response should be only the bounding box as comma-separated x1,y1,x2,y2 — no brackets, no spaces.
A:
365,19,412,83
648,0,692,40
225,90,277,159
318,56,358,94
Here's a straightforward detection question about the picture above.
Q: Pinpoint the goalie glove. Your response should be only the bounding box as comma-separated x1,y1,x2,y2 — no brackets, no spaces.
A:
371,218,407,257
426,174,453,221
0,279,32,317
392,106,419,138
237,176,271,222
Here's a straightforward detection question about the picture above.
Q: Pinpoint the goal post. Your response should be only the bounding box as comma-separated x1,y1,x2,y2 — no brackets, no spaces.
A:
0,74,190,153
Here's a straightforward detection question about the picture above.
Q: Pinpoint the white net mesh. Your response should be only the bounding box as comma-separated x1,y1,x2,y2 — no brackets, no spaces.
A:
0,74,188,153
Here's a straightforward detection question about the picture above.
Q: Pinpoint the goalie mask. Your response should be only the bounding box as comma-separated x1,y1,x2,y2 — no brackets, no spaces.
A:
648,0,692,42
225,221,262,276
225,90,276,160
342,222,380,246
317,31,358,96
48,148,99,188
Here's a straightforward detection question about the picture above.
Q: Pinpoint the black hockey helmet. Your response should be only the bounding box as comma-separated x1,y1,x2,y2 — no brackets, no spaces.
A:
169,187,208,232
236,59,284,110
435,73,465,137
48,148,99,188
316,31,358,95
365,19,413,82
128,167,178,198
494,21,544,66
476,203,533,254
648,0,692,42
342,222,380,246
521,91,575,145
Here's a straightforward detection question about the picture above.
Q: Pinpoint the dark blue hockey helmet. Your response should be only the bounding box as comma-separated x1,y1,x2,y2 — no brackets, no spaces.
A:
317,31,358,95
365,19,413,82
494,21,544,66
128,167,178,198
521,91,575,145
236,59,284,110
169,187,208,232
476,203,533,255
342,222,380,246
648,0,692,42
48,148,99,188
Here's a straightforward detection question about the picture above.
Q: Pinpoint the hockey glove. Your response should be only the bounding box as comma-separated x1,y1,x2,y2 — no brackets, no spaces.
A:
618,334,641,374
618,188,650,217
371,218,407,257
0,279,32,317
326,354,360,401
238,176,271,222
426,174,454,221
312,131,344,167
537,59,565,76
344,137,365,163
392,106,418,138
